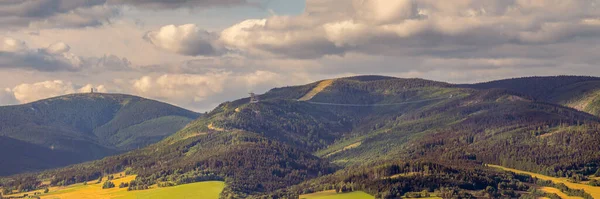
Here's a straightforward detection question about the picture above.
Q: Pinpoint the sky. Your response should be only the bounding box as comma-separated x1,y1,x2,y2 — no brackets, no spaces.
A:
0,0,599,112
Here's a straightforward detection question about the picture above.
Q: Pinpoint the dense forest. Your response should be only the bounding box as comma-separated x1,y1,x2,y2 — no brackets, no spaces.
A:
2,76,600,198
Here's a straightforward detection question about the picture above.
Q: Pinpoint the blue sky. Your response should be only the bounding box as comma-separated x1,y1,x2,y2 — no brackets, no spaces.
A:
124,0,306,30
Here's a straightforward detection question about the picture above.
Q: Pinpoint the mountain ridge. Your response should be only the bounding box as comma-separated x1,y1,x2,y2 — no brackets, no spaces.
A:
0,92,200,176
3,75,600,199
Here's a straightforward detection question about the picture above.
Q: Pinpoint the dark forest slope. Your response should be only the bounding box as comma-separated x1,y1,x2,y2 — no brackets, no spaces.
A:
462,76,600,116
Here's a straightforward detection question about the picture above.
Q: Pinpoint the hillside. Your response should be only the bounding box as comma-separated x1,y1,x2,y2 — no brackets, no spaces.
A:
462,76,600,116
0,93,199,176
4,76,600,198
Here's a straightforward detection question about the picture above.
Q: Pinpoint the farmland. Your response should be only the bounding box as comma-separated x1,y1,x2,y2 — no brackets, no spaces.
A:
489,165,600,198
299,190,374,199
3,175,224,199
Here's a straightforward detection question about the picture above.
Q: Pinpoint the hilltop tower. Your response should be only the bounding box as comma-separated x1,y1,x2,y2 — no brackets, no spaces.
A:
249,93,259,103
90,88,94,93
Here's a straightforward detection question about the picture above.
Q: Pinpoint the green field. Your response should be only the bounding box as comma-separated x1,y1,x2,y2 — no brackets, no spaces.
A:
115,181,224,199
10,175,225,199
300,190,374,199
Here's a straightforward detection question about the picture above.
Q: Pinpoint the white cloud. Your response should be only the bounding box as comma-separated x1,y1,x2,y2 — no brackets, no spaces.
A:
10,80,106,103
1,37,28,52
0,88,18,105
353,0,420,24
144,24,222,56
205,0,600,59
132,72,230,103
127,70,309,111
44,42,71,54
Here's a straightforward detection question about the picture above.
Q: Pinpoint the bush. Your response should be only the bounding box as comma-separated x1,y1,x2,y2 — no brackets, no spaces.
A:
119,182,129,188
102,181,115,189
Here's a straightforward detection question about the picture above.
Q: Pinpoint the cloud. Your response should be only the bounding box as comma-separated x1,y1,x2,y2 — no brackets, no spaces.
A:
0,38,80,71
0,0,250,29
44,42,71,54
203,0,600,59
0,88,18,105
0,37,131,72
10,80,106,103
144,24,222,56
127,70,307,111
0,37,28,52
0,1,118,29
107,0,249,9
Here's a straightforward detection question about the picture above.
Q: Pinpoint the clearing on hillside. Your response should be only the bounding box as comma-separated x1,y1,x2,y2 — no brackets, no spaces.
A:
299,190,373,199
298,79,335,101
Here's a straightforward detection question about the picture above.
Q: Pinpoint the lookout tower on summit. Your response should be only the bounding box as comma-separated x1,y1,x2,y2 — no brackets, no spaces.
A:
249,93,259,103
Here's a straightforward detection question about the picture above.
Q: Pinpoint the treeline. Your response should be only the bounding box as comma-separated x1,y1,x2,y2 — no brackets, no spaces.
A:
254,161,536,199
129,169,223,190
461,75,600,99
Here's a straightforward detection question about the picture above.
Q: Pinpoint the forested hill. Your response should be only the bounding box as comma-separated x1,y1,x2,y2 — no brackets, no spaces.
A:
4,76,600,198
461,76,600,116
0,93,200,176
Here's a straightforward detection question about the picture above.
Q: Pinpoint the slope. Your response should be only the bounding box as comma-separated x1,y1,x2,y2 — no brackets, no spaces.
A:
0,93,199,176
462,76,600,116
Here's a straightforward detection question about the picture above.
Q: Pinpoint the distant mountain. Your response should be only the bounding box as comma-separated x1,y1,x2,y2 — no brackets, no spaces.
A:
462,76,600,116
4,76,600,198
0,93,199,176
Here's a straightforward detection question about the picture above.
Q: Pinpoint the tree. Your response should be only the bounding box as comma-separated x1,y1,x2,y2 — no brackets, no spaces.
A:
44,188,49,193
102,181,115,189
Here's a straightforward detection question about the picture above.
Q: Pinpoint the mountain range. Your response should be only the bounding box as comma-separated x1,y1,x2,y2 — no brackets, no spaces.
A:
2,76,600,198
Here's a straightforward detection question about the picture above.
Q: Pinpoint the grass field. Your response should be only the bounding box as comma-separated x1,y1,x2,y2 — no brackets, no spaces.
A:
538,187,583,199
489,164,600,198
298,79,334,101
4,174,224,199
299,190,374,199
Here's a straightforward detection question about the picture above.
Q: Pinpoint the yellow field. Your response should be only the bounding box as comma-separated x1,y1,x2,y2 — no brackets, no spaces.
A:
4,175,224,199
300,190,374,199
538,187,583,199
489,164,600,198
298,79,334,101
